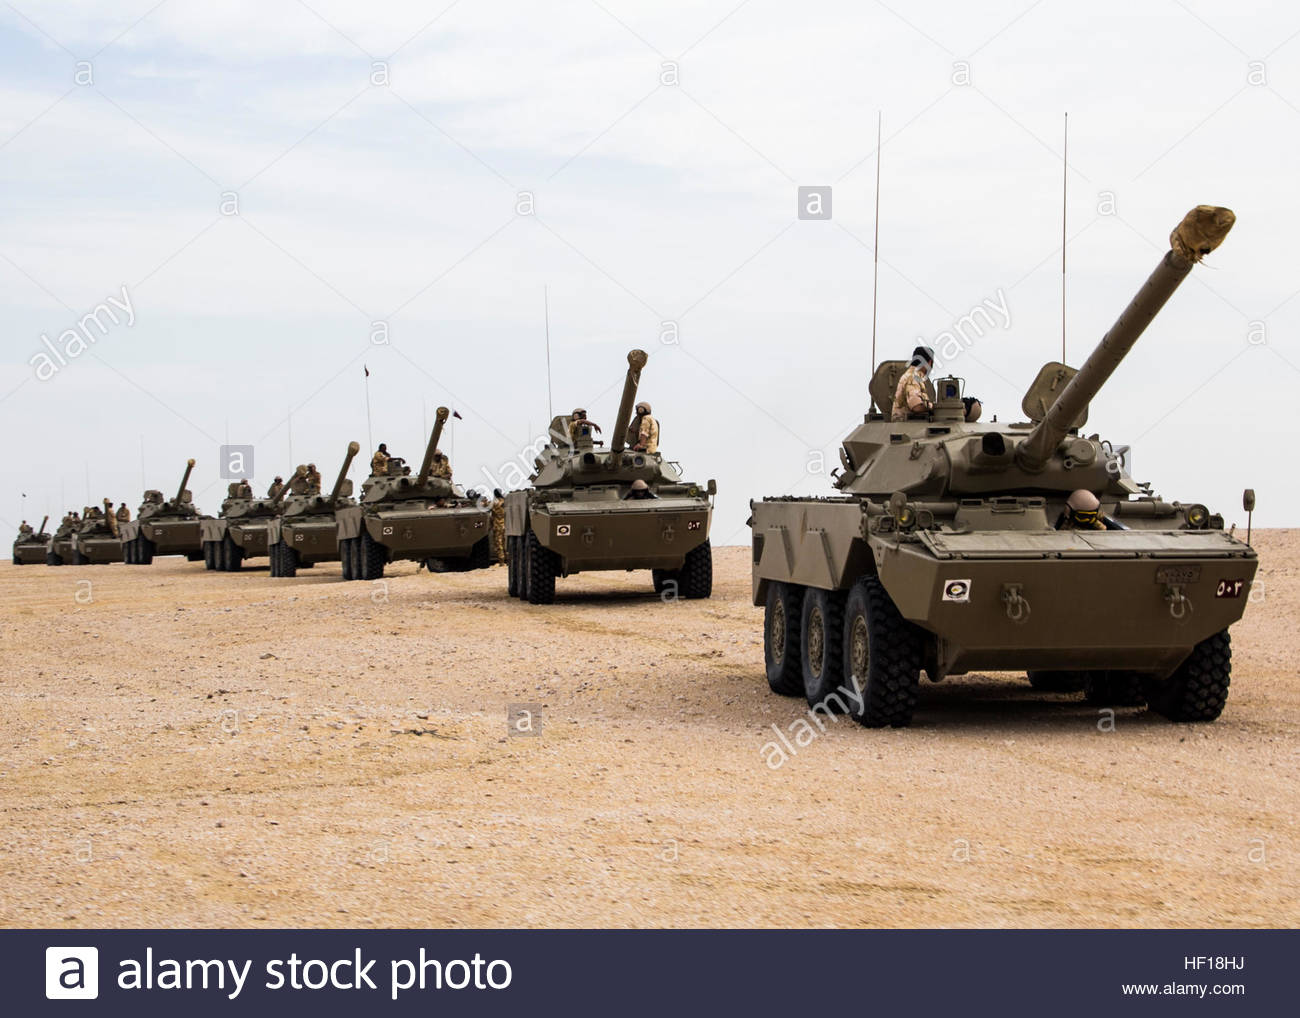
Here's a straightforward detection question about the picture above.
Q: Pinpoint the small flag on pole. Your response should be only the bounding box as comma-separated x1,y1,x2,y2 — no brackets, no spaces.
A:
364,365,370,377
452,410,463,420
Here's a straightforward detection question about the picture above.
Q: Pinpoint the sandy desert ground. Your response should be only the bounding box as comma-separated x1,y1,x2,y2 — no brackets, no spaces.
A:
0,534,1296,929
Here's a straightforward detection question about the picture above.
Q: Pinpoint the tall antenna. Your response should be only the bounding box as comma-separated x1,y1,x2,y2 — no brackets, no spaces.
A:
1061,111,1068,364
544,286,553,421
139,434,146,491
871,111,882,384
363,366,373,456
287,410,293,468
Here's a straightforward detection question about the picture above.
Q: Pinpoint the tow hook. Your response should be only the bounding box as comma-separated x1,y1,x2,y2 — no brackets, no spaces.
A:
1164,583,1193,622
1001,583,1030,624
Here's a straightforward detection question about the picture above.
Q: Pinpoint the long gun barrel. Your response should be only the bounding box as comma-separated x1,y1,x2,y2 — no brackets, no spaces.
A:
608,349,649,456
328,442,361,506
1016,205,1235,472
39,515,48,536
418,407,451,485
174,458,196,504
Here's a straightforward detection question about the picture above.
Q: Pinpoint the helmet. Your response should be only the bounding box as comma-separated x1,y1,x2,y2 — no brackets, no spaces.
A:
962,396,982,423
630,479,649,491
493,488,503,498
307,463,316,471
377,443,387,452
1067,489,1100,513
274,475,283,482
910,346,935,369
572,408,587,418
635,401,651,415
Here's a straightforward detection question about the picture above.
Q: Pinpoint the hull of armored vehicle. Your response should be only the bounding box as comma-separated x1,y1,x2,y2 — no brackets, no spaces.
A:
49,535,76,565
751,497,1257,680
72,532,123,564
201,517,275,570
336,503,491,579
121,519,204,563
12,539,49,564
266,515,338,576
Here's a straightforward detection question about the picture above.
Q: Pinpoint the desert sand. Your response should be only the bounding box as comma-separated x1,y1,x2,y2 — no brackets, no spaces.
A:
1,534,1296,928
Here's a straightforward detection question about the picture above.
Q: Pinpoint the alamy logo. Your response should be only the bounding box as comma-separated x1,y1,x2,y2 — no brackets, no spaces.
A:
46,946,99,999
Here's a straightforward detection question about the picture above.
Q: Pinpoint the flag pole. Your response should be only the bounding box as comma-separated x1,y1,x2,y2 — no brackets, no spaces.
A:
544,286,553,422
364,365,373,455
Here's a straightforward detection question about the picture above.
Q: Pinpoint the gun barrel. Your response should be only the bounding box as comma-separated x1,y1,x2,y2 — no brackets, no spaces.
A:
328,442,361,505
175,458,196,504
270,470,295,507
39,515,48,536
608,349,649,455
418,407,451,485
1016,205,1234,472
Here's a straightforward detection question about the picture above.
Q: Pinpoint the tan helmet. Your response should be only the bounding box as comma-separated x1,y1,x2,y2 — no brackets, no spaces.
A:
1067,489,1100,513
630,479,649,491
635,401,651,415
572,408,587,419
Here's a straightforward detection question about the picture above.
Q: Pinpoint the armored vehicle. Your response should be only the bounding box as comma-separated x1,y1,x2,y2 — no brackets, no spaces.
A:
71,505,124,564
267,443,360,577
47,513,79,565
336,408,491,580
122,459,207,564
12,516,50,564
750,205,1255,727
200,477,289,571
505,349,716,604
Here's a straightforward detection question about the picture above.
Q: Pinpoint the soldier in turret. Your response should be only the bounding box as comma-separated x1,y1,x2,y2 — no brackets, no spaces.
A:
288,465,312,495
1057,490,1106,531
237,479,253,498
267,475,285,499
891,346,934,422
625,479,656,500
305,463,322,492
431,451,452,481
628,401,659,454
18,520,32,537
370,444,390,475
490,489,506,564
116,503,130,523
103,499,120,538
568,409,601,442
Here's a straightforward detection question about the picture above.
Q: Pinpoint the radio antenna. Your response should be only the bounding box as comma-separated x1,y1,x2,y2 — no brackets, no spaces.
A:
544,286,554,422
871,111,882,385
1061,111,1068,364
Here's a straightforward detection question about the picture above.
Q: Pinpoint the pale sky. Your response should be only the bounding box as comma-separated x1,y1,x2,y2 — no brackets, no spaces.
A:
3,0,1298,547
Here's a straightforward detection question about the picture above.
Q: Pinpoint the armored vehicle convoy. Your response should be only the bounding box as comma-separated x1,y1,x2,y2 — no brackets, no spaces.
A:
122,459,207,564
71,504,124,564
750,205,1255,728
505,349,716,604
12,516,50,564
336,408,491,580
201,477,288,571
268,443,360,577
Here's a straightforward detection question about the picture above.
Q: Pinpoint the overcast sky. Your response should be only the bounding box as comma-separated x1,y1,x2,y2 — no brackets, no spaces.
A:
3,0,1298,547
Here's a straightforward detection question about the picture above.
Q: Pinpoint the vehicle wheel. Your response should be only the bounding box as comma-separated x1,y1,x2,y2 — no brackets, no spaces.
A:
677,540,712,599
841,575,923,728
72,547,89,565
360,530,386,580
280,541,299,578
339,538,354,580
525,530,556,605
124,537,136,564
1083,670,1146,707
269,541,282,577
651,568,670,596
139,536,155,565
1027,670,1087,693
221,533,243,571
1147,631,1231,722
46,551,63,566
186,551,204,562
507,537,521,597
203,541,216,570
763,582,804,696
469,536,491,571
348,537,363,581
801,587,847,710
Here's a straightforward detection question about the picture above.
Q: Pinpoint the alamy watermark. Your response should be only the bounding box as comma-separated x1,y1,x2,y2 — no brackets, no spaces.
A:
29,285,135,381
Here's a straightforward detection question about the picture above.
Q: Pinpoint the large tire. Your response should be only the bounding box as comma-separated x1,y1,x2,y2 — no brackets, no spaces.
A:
801,587,846,710
1027,670,1087,693
677,540,712,599
221,533,243,572
1147,631,1231,722
763,582,804,696
279,540,299,578
46,550,63,566
841,575,923,728
469,536,491,571
339,537,354,581
525,530,556,605
72,546,89,565
139,536,155,565
203,540,217,570
507,537,521,597
124,537,137,564
651,568,669,596
360,530,386,580
1083,670,1146,707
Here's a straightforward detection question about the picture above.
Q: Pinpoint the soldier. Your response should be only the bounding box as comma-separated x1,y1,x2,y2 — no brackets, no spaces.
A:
116,503,130,523
628,401,659,453
962,396,983,423
625,478,655,500
1058,489,1106,531
490,488,506,564
568,408,602,442
891,346,934,422
18,520,32,537
266,475,285,499
431,451,453,481
305,463,322,492
237,478,253,498
103,498,120,538
288,465,311,495
370,443,390,475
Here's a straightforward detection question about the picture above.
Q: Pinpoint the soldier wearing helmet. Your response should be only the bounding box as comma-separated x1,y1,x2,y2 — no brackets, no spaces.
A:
1059,489,1105,530
568,408,602,442
625,478,655,501
370,444,389,475
305,463,322,493
490,488,506,564
266,475,285,499
891,346,935,422
628,401,659,454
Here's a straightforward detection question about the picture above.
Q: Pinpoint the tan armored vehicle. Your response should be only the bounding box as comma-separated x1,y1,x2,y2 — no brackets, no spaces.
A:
47,513,79,565
267,443,360,577
505,349,716,604
336,408,491,580
71,504,124,564
122,459,207,564
12,516,50,565
200,477,289,571
750,205,1255,727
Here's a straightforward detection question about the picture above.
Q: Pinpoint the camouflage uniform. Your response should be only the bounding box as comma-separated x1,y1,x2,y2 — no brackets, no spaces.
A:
115,504,130,522
266,478,284,499
490,497,506,563
305,465,322,492
18,521,32,536
891,365,932,422
370,448,389,475
628,403,659,453
432,453,452,481
103,500,119,538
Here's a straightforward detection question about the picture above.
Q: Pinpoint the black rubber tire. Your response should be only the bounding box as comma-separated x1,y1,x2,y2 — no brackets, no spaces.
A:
124,538,137,564
677,540,713,599
469,536,491,571
651,568,670,596
72,547,89,565
801,587,847,710
360,530,386,580
46,551,63,566
348,537,363,581
1083,670,1147,707
221,533,243,572
204,541,218,570
763,582,804,696
506,537,520,597
139,536,155,565
279,540,299,578
1027,670,1088,693
186,551,204,562
339,537,354,581
841,575,924,728
525,530,556,605
1147,631,1232,722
